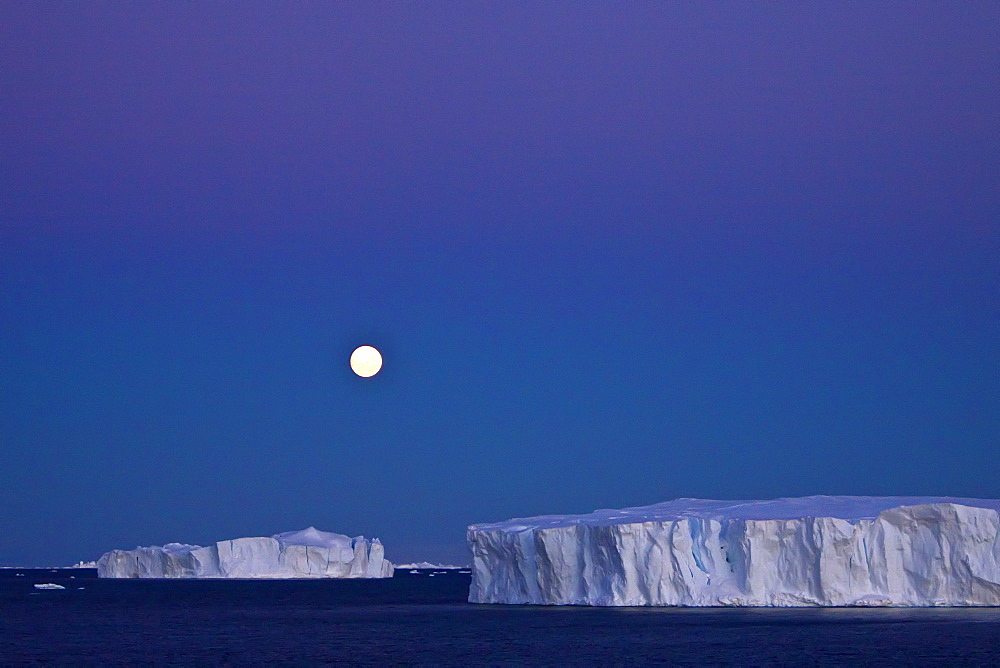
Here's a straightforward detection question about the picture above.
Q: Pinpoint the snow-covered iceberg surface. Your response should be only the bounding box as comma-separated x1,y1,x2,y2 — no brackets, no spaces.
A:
468,496,1000,606
98,527,394,579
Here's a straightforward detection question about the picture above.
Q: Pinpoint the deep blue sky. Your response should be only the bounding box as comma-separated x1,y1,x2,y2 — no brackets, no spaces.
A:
2,3,997,566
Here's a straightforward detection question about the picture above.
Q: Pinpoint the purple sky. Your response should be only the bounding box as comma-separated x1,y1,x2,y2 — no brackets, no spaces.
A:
1,3,997,566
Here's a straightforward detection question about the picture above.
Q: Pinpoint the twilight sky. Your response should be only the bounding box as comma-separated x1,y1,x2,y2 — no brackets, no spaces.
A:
2,3,997,566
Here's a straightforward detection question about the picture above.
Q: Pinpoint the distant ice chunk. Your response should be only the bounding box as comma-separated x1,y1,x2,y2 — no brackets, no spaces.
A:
394,562,468,570
97,526,394,579
34,583,66,590
468,496,1000,606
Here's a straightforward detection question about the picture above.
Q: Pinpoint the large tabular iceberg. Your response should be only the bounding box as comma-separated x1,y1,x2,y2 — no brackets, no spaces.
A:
468,496,1000,606
98,527,394,579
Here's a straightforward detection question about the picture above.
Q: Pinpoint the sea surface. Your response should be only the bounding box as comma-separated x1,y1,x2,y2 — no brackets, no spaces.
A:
3,568,1000,665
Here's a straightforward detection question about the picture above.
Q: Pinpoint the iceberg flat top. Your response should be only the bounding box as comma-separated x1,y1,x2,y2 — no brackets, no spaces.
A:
469,495,1000,532
128,527,355,552
272,527,353,550
159,543,203,554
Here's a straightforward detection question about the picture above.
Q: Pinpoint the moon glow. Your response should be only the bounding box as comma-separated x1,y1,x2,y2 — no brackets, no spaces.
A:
350,345,383,377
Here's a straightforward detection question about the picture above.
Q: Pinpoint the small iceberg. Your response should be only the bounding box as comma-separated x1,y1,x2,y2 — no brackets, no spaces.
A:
33,583,65,590
395,562,468,570
98,527,393,579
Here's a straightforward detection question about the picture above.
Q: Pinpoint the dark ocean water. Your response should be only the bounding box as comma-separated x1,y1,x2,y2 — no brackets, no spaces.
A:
2,569,1000,665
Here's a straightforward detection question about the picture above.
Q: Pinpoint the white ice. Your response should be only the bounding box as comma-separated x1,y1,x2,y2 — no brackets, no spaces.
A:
468,496,1000,606
98,526,394,579
394,562,468,570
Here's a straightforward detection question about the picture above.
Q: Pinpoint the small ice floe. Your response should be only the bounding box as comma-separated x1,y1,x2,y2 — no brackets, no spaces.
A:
34,583,65,590
410,570,419,574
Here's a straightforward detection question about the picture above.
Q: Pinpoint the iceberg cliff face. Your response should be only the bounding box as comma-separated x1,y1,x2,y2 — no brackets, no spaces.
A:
98,527,394,579
468,497,1000,606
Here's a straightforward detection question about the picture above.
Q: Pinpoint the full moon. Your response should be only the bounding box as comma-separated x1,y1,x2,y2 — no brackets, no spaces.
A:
350,345,383,377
